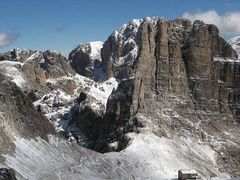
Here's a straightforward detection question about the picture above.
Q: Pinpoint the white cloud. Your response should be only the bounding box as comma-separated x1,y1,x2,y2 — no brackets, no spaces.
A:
182,10,240,36
0,32,20,48
0,33,9,47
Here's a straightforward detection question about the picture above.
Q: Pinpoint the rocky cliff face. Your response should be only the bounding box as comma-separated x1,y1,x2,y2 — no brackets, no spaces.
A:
229,36,240,57
0,47,119,152
69,41,103,80
0,74,55,163
0,49,74,92
1,17,240,178
100,18,240,176
102,18,238,116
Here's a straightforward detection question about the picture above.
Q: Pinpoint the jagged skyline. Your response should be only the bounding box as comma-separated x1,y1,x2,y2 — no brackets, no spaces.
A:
0,10,240,179
0,0,239,54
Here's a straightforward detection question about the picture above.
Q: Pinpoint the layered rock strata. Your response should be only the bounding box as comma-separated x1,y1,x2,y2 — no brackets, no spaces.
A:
100,18,240,175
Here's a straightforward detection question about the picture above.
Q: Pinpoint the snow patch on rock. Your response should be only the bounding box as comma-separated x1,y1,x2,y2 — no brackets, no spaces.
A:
11,48,31,61
72,41,103,60
26,51,40,61
88,41,103,60
0,61,26,88
34,89,74,131
228,36,240,58
88,77,118,108
110,17,164,66
214,57,240,63
35,74,118,132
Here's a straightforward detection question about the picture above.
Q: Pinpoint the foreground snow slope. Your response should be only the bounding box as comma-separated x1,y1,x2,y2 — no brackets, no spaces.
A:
2,132,231,180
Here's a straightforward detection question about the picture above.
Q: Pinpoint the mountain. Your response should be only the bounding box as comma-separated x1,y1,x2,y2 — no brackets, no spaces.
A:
0,17,240,179
0,73,55,163
69,41,104,79
229,36,240,57
101,18,240,176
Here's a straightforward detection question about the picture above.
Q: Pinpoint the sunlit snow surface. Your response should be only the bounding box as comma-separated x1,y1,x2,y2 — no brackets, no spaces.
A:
111,17,162,67
2,133,230,180
0,61,26,88
214,37,240,62
34,74,118,132
228,36,240,58
71,41,103,60
214,57,240,63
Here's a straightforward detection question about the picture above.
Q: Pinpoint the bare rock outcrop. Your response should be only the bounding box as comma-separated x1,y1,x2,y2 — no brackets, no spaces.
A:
69,41,103,79
0,48,34,62
22,50,75,84
0,49,76,102
0,49,74,85
0,168,16,180
101,18,240,176
0,74,55,163
102,18,239,127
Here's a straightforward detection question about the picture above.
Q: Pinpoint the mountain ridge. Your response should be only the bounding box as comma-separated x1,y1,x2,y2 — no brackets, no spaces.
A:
0,17,240,179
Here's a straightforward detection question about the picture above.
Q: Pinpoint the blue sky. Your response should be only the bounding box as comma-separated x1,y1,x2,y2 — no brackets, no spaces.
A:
0,0,239,55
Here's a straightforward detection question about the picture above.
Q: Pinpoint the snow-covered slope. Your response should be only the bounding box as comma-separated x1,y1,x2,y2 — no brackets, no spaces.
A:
86,41,103,60
69,41,104,79
228,36,240,58
104,17,165,67
0,61,27,88
111,18,142,66
0,48,118,140
70,41,103,60
108,132,230,179
2,133,230,179
34,74,118,132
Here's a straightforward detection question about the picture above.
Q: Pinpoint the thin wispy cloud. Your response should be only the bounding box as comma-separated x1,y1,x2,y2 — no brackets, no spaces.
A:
53,25,67,33
182,10,240,37
0,32,20,48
